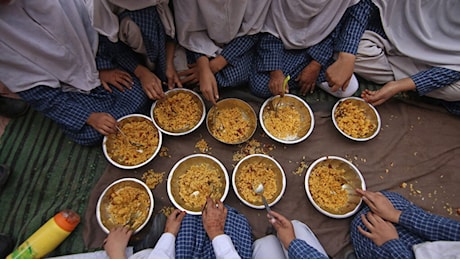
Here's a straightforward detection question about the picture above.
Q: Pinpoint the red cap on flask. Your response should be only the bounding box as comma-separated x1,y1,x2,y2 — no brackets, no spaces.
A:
53,210,80,232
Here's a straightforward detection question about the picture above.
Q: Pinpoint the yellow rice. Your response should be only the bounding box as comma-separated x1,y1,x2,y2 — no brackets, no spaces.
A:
178,163,224,209
334,100,377,138
154,92,202,132
263,105,303,139
210,107,252,143
107,119,159,166
235,160,278,205
308,162,348,211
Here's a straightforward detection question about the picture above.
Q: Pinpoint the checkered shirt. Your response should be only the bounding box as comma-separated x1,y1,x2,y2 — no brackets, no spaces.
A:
288,239,329,259
351,191,460,258
175,205,253,259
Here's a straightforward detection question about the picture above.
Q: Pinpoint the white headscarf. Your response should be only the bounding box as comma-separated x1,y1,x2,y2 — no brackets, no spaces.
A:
372,0,460,71
263,0,359,50
0,0,100,93
90,0,175,42
173,0,271,57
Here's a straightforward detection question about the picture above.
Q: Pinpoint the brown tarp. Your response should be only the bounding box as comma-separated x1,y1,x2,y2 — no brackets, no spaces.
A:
83,95,460,258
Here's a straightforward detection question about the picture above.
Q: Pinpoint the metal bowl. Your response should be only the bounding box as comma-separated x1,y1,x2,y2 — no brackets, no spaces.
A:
232,154,286,209
167,154,229,215
206,98,257,144
103,114,162,169
150,88,205,136
332,97,381,141
260,94,315,144
96,178,154,234
305,156,366,218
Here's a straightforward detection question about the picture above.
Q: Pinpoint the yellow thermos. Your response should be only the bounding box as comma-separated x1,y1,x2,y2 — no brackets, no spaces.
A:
7,209,80,259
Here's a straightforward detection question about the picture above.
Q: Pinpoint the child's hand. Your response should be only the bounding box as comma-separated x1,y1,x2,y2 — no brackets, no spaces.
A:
86,112,117,135
164,209,186,236
104,226,133,259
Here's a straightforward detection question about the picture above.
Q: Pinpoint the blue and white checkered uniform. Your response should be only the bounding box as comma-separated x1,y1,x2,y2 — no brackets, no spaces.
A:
351,191,460,258
288,239,329,259
18,83,150,146
186,34,260,88
175,205,253,259
17,7,170,145
249,2,369,98
361,0,460,116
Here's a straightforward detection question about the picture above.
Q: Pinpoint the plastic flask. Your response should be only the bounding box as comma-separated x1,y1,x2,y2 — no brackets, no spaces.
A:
7,209,80,259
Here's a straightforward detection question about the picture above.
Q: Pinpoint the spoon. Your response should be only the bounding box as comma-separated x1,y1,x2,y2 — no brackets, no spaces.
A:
272,75,291,115
116,126,144,152
254,183,272,216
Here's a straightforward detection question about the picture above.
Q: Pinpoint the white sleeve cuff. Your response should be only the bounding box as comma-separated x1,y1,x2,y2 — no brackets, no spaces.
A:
212,234,241,259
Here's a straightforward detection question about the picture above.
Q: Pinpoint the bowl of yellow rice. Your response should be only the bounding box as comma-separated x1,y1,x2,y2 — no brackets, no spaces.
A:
151,88,205,136
103,114,162,169
232,154,286,209
167,154,229,215
96,178,154,234
305,156,366,218
206,98,257,145
332,97,380,141
260,94,315,144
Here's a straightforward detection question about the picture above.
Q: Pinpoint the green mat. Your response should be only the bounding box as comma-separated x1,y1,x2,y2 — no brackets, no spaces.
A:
0,110,107,257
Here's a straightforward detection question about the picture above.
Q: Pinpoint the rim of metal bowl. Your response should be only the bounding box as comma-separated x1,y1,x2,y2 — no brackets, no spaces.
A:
232,154,286,209
167,154,229,215
205,98,257,145
96,177,154,234
304,155,366,218
150,88,206,136
102,114,163,170
260,94,315,144
332,97,381,141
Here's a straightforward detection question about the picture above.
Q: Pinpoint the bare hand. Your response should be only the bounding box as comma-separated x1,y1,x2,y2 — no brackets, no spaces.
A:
178,64,199,86
104,226,133,259
99,69,133,93
268,210,295,249
209,55,228,74
269,70,288,97
325,52,355,93
164,209,186,236
296,60,321,95
134,65,165,100
361,78,416,106
357,189,402,223
202,197,227,240
165,65,183,89
357,212,399,247
196,57,219,104
86,112,117,135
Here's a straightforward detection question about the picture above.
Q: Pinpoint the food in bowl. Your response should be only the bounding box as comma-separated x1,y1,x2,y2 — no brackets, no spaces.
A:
260,94,314,144
206,98,257,144
305,156,365,218
103,114,161,168
233,154,286,208
332,97,380,141
151,88,205,135
97,178,154,234
168,154,229,214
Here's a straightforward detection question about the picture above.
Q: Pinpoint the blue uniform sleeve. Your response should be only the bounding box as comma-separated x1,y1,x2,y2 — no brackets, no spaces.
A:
399,203,460,241
220,34,259,66
411,67,460,96
96,35,141,73
334,0,373,55
287,239,329,259
378,239,413,258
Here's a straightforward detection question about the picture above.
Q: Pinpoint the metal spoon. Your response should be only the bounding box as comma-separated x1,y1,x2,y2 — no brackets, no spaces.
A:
254,183,272,215
116,126,144,151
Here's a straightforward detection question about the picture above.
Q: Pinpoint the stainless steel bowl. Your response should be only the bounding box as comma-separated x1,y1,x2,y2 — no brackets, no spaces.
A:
206,98,257,144
96,178,154,234
232,154,286,209
167,154,229,215
151,88,205,136
305,156,366,218
332,97,381,141
103,114,162,169
260,94,315,144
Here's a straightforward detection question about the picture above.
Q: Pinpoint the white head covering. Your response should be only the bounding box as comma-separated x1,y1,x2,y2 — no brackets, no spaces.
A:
372,0,460,71
0,0,100,93
173,0,271,57
90,0,175,42
263,0,359,50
